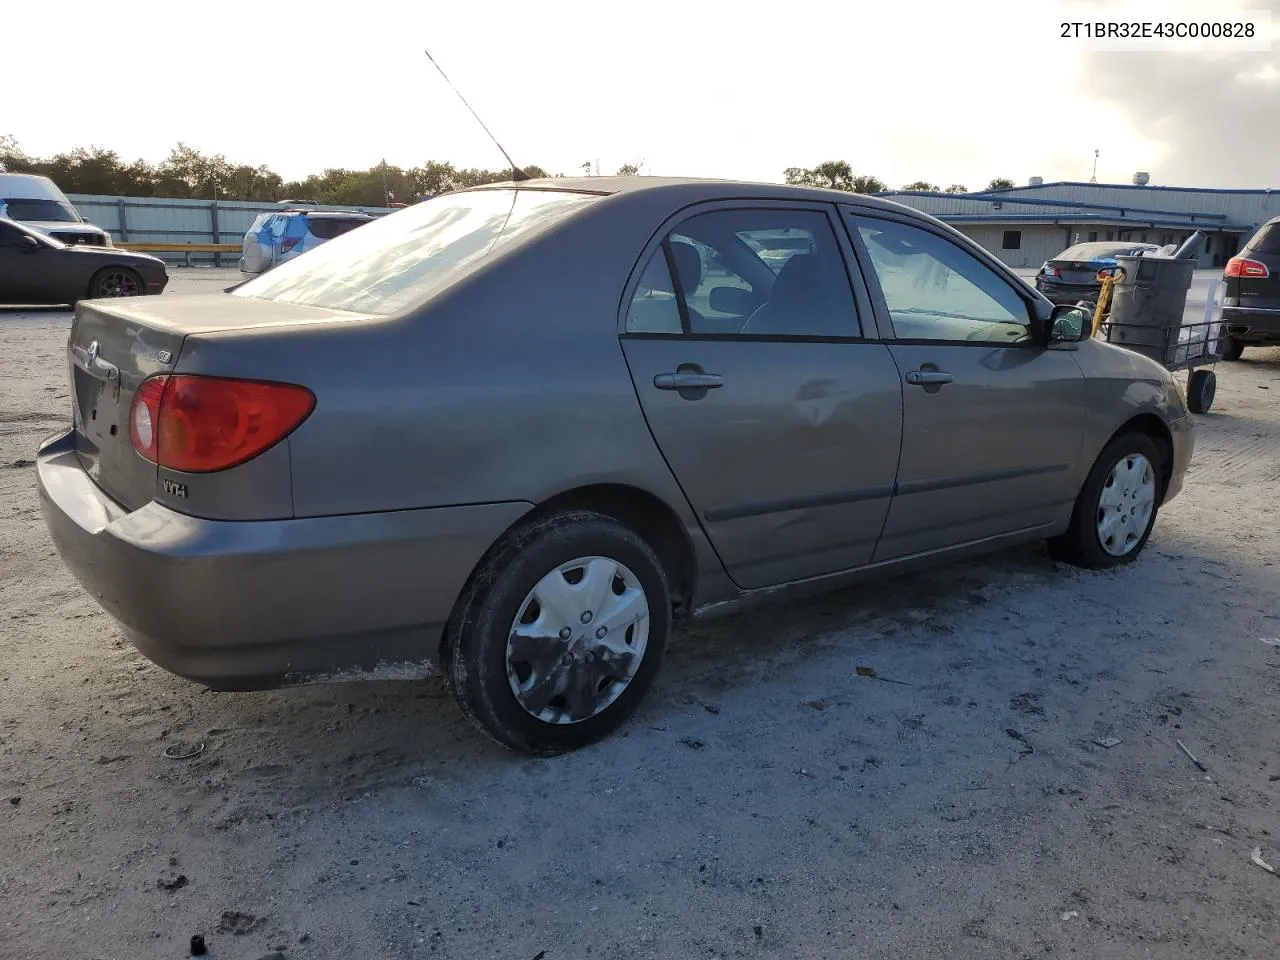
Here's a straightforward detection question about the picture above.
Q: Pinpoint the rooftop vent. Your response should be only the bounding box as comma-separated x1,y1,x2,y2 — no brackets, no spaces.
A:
1028,176,1043,186
1133,171,1150,186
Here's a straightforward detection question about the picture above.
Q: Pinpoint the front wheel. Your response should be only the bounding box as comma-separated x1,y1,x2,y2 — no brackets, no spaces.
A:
443,511,671,756
89,266,144,299
1048,432,1164,569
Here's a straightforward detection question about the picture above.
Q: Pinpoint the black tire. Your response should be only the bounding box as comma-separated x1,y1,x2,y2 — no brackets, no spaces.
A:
1221,337,1246,361
442,510,671,756
1048,431,1165,570
89,266,144,299
1186,369,1216,414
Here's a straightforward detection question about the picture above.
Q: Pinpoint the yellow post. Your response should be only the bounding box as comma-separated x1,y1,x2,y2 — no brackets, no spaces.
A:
1091,266,1124,337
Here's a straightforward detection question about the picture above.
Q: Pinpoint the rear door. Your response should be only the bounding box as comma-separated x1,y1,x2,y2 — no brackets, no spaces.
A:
1229,221,1280,308
845,209,1087,561
620,202,903,590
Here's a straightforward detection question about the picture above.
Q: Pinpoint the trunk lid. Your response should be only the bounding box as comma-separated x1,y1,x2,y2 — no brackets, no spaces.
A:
67,294,364,510
69,302,185,510
1047,259,1105,285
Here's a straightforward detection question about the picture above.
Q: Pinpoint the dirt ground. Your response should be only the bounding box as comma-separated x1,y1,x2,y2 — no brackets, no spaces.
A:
3,269,1280,960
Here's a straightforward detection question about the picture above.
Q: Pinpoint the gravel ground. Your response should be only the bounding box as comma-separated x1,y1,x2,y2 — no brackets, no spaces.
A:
3,269,1280,960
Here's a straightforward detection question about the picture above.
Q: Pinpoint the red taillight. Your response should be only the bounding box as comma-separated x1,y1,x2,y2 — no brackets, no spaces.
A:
129,375,315,473
1042,264,1060,279
280,237,300,254
1224,256,1270,279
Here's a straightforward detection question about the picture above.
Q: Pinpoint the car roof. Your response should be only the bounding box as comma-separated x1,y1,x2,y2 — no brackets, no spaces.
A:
461,175,927,215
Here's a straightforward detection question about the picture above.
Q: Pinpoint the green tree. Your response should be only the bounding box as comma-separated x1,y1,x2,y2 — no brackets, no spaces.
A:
944,184,968,193
902,180,940,191
850,174,887,194
616,163,640,176
986,177,1015,191
785,160,853,190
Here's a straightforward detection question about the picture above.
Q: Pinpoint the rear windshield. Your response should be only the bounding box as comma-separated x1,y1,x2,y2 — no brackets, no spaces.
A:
306,216,371,240
1247,223,1280,255
1056,242,1156,261
232,189,600,314
2,197,79,222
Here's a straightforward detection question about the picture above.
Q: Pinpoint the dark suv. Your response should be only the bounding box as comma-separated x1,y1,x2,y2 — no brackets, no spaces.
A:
1221,216,1280,359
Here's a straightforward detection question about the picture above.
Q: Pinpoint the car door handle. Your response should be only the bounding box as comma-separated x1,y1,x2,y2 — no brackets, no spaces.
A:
654,372,724,390
905,369,953,386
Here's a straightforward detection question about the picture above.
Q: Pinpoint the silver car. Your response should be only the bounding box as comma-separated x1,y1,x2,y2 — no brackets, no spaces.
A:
37,177,1194,755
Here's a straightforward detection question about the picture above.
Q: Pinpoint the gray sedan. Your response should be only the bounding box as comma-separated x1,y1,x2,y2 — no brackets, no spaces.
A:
36,177,1194,755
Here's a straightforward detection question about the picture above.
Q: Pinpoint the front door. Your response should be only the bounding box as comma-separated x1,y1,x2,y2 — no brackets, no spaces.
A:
0,220,38,303
621,203,903,590
846,211,1087,561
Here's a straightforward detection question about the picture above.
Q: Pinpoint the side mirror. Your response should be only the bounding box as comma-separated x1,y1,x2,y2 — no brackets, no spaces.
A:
20,234,40,252
708,285,757,315
1048,303,1091,343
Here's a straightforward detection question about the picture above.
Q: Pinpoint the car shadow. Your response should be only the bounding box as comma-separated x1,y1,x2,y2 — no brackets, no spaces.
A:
122,541,1066,812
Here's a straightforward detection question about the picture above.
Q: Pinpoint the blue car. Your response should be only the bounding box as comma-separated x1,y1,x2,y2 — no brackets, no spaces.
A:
239,209,374,275
1035,241,1161,305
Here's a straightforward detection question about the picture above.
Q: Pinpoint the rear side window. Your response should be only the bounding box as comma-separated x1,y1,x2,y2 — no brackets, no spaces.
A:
307,217,370,240
232,189,600,315
1247,223,1280,255
661,208,861,338
625,250,683,334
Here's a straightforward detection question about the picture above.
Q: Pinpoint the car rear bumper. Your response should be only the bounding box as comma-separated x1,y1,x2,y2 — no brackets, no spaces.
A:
1222,305,1280,342
37,428,532,691
1163,413,1194,505
1035,280,1102,304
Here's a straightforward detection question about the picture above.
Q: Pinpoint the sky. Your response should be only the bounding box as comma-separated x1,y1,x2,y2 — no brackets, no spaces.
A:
6,0,1278,189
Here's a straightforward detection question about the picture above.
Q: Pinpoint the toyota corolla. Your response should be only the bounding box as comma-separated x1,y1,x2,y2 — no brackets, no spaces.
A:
37,177,1194,755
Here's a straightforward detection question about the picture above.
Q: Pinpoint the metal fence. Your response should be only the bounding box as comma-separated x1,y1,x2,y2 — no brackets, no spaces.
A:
65,194,396,265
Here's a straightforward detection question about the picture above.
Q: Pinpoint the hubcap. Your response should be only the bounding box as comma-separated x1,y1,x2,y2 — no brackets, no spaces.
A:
100,271,139,297
506,556,650,724
1096,453,1156,557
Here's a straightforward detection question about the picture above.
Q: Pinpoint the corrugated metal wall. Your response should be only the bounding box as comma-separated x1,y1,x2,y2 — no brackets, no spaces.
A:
987,183,1280,229
64,195,396,263
954,224,1070,269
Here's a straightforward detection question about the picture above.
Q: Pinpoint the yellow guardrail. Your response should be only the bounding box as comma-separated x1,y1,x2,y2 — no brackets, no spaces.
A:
117,243,240,253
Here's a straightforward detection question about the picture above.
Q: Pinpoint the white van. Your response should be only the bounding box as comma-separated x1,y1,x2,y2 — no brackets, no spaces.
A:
0,173,112,246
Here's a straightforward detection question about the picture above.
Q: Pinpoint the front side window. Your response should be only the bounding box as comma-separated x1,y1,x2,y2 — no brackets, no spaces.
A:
853,216,1032,345
632,208,859,338
233,189,600,315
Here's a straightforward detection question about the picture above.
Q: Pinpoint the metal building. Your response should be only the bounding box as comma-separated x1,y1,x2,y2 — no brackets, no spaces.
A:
878,177,1280,269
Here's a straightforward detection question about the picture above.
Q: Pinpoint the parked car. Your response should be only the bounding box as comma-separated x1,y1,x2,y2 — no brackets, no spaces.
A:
37,178,1194,756
238,209,374,274
0,173,114,247
0,217,167,304
1220,215,1280,360
1035,241,1162,304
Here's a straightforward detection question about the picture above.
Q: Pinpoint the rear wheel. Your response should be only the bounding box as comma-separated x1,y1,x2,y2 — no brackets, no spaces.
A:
89,267,144,299
1186,369,1216,414
1048,431,1164,569
1221,337,1246,361
443,511,671,756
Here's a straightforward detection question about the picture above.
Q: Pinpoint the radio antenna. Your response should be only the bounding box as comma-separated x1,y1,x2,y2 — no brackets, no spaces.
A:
423,48,531,182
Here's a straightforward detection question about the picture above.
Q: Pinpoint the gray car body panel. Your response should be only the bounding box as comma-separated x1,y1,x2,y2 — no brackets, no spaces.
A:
36,176,1194,689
